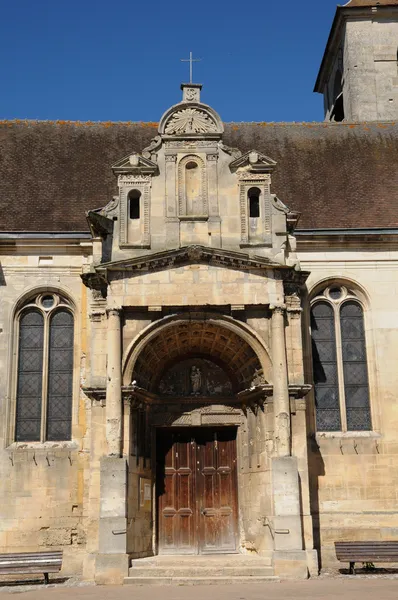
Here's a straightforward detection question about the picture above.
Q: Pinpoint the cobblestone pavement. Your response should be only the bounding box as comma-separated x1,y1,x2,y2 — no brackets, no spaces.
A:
1,575,398,600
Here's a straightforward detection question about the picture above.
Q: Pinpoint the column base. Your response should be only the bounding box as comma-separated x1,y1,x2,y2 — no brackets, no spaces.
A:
94,553,129,585
273,550,309,580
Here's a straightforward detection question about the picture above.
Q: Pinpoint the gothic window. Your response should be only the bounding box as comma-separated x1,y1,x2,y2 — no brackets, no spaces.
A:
248,187,260,218
129,189,141,220
15,293,74,442
310,285,371,432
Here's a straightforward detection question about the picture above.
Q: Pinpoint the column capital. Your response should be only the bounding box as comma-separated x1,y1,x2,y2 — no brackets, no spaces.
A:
270,304,286,315
106,307,122,318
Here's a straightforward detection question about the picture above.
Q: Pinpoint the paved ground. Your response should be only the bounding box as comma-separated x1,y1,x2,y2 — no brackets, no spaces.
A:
1,577,398,600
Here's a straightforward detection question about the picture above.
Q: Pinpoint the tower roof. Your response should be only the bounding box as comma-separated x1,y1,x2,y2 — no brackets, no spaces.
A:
345,0,398,5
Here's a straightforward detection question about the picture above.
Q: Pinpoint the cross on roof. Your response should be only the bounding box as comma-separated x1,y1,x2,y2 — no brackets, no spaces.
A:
181,51,201,84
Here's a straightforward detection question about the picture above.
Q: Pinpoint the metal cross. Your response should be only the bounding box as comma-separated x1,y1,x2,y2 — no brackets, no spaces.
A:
181,51,201,84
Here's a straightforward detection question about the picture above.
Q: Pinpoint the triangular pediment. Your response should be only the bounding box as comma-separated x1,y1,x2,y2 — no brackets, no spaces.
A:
229,150,277,173
112,152,158,175
96,245,282,277
82,245,309,293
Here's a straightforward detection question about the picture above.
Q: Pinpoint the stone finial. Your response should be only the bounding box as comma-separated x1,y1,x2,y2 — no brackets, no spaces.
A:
181,83,202,103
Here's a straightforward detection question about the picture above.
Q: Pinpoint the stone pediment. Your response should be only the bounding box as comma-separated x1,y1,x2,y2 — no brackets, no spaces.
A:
82,245,309,296
96,245,280,277
229,150,277,174
112,152,158,175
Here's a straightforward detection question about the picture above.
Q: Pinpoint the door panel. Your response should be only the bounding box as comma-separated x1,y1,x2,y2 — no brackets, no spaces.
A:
197,429,238,553
158,431,196,554
157,427,238,555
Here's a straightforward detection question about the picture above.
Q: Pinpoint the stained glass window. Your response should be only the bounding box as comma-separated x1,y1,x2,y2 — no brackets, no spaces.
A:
14,295,74,442
310,287,372,432
47,310,74,441
311,302,341,431
340,301,371,431
16,310,44,441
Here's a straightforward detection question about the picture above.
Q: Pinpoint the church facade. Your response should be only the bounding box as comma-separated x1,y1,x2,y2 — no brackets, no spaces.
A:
0,0,398,584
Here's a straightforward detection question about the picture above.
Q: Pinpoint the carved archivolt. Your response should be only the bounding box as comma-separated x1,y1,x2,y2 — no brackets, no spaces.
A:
165,108,218,135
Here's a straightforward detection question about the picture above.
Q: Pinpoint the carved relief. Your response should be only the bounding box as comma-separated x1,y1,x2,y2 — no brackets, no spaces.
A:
165,108,218,135
158,358,233,397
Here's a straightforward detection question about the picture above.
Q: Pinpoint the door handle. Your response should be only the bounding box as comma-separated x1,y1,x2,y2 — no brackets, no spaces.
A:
201,508,208,516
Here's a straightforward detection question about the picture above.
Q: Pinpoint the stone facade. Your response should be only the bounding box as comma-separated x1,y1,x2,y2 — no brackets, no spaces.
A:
1,17,398,583
315,3,398,121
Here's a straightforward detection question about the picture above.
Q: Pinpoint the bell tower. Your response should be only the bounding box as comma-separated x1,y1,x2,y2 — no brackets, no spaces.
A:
315,1,398,121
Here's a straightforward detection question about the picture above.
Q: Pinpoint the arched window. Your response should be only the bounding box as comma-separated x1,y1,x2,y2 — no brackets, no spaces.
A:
248,187,260,218
129,190,141,220
15,293,74,442
310,284,371,432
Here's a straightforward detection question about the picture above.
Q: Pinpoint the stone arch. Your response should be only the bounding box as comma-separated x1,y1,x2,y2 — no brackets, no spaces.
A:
308,275,370,310
122,313,272,391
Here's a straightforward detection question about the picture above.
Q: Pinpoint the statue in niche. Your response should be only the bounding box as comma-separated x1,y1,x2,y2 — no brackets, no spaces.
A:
157,358,233,397
190,366,202,395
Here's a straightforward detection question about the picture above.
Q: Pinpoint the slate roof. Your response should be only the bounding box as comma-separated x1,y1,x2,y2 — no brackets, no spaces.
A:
1,120,397,232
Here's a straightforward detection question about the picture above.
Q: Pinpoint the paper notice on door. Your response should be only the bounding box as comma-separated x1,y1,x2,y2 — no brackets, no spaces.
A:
140,477,152,511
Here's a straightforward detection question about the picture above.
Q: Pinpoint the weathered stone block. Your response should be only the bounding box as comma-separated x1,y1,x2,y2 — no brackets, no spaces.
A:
95,553,129,585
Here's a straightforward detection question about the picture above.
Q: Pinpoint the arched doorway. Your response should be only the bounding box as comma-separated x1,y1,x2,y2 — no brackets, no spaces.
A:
123,315,272,556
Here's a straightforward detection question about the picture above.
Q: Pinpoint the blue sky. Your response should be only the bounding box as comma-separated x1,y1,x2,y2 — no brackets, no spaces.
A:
0,0,340,123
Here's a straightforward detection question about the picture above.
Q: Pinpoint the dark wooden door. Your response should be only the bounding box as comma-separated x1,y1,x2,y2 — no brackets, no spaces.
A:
157,428,238,555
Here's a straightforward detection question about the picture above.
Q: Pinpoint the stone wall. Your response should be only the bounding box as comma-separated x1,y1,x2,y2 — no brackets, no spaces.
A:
300,245,398,568
0,241,95,578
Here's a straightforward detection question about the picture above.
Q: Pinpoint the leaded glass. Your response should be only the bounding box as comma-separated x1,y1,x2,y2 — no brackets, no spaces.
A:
311,302,341,431
340,301,371,431
15,309,44,441
46,309,73,441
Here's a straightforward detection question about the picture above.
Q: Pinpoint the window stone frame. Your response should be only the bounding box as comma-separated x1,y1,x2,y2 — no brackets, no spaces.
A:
310,284,373,433
10,292,75,444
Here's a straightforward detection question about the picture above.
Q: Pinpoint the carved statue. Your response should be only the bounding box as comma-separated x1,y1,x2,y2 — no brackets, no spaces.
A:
190,366,202,395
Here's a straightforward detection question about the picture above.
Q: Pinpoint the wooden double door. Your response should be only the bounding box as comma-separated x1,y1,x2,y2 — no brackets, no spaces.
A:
157,427,238,555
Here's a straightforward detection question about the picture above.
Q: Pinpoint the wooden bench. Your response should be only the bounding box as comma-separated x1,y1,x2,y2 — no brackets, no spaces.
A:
335,541,398,574
0,551,63,585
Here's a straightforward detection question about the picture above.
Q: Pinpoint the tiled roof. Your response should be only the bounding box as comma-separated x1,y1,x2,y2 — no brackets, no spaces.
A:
1,120,397,231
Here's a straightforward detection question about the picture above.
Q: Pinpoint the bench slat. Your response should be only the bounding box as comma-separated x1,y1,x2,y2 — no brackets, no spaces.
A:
0,551,63,579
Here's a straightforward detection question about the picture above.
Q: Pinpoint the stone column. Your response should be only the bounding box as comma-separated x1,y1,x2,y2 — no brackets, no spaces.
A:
270,304,308,578
271,305,291,457
95,308,128,584
106,308,122,457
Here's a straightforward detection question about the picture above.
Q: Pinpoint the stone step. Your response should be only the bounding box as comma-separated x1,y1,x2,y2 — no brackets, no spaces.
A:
130,555,272,567
124,575,280,586
128,566,275,578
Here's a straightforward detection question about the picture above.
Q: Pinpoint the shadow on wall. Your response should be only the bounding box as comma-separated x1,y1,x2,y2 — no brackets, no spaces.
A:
308,436,325,570
0,263,6,286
